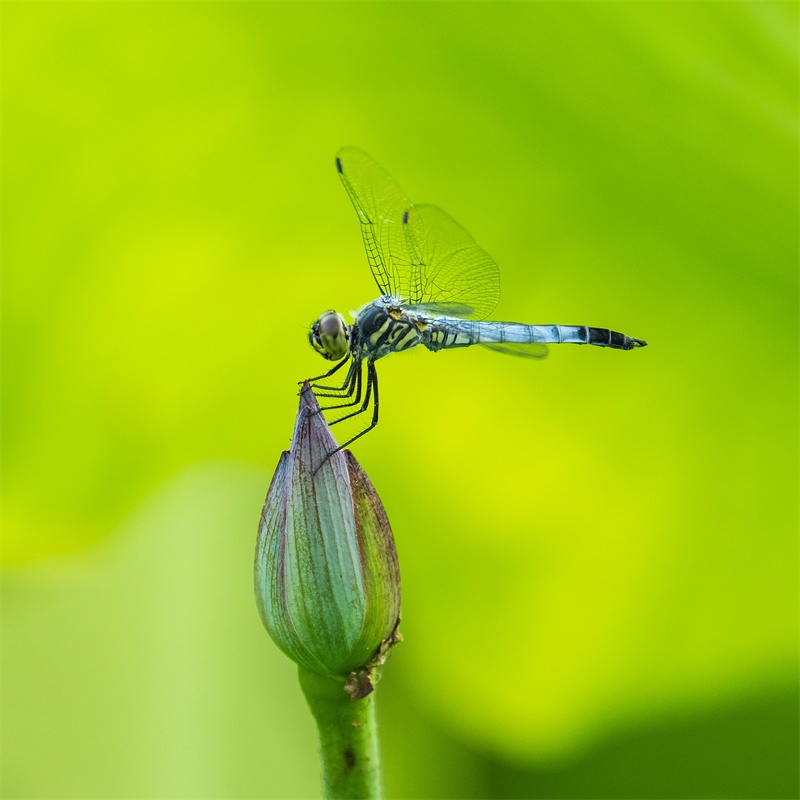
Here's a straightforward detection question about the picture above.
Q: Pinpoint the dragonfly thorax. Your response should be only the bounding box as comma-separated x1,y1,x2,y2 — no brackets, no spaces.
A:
310,310,352,361
352,298,427,361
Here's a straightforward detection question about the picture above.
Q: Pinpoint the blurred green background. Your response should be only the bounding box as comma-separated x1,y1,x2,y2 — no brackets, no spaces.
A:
3,2,797,798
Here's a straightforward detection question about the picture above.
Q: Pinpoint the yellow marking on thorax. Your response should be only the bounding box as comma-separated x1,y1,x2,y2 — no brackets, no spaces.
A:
395,327,420,349
368,318,392,348
388,323,407,343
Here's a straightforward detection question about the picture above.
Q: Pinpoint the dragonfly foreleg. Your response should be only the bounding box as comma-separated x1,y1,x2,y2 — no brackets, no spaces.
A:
310,357,360,399
329,362,380,444
304,353,352,387
311,363,380,474
317,359,366,413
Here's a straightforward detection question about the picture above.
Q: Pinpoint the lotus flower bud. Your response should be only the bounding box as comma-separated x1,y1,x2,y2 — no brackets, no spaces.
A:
255,384,401,679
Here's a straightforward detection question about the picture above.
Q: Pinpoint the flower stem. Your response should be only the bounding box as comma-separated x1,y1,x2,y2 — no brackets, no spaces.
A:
298,666,382,800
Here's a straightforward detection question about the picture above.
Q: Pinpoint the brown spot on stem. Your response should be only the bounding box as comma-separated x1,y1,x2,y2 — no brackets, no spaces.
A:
344,748,356,769
345,669,375,699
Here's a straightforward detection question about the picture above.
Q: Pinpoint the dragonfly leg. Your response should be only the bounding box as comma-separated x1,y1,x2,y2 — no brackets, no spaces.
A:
313,364,380,474
326,361,375,424
328,363,379,431
318,360,366,413
310,357,360,400
304,354,351,387
341,361,380,444
333,365,380,441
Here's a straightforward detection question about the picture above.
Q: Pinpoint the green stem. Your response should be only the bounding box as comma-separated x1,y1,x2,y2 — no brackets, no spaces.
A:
298,666,382,800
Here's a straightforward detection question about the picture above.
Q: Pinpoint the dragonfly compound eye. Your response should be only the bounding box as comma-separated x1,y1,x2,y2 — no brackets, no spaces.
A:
309,310,350,361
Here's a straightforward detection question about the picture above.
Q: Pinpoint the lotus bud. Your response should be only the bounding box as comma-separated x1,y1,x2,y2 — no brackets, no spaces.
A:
255,383,401,680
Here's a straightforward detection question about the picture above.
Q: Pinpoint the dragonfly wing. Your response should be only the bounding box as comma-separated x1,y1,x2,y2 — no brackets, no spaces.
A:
335,147,424,299
480,341,549,359
410,204,500,320
408,301,477,317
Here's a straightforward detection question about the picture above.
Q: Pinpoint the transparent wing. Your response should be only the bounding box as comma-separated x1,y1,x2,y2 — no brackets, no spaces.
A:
335,147,424,300
335,149,501,319
480,341,549,358
410,205,500,320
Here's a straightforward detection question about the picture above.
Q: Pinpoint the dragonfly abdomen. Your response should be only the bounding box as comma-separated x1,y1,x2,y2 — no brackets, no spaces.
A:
423,319,646,352
525,324,646,350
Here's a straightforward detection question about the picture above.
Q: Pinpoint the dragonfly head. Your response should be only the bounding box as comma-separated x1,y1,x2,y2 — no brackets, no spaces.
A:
310,310,351,361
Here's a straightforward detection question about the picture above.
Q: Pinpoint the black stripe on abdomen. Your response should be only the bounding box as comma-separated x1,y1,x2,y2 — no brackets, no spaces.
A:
588,327,633,350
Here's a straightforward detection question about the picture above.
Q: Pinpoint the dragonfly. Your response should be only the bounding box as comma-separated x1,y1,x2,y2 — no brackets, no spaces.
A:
306,147,646,452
